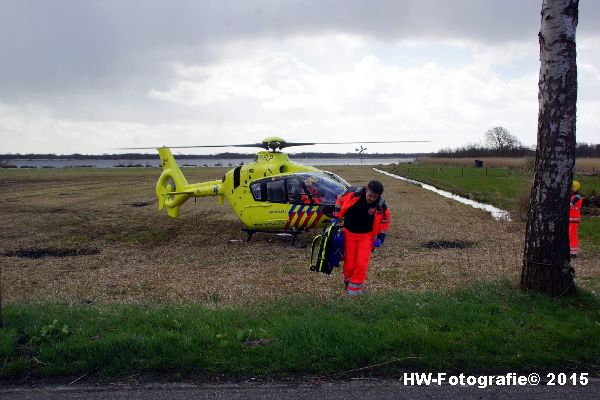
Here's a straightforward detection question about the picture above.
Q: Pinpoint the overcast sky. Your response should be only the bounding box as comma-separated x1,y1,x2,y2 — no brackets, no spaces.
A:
1,0,598,155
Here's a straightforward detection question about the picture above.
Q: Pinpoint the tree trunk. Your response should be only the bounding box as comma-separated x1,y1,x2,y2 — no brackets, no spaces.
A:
521,0,578,296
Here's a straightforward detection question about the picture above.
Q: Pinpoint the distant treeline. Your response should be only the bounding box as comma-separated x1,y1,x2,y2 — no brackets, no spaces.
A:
434,145,534,158
0,152,243,161
574,142,600,157
4,143,598,160
434,142,600,158
0,151,429,160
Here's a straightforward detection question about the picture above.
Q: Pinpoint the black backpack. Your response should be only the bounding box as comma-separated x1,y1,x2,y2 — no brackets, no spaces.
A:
310,224,344,274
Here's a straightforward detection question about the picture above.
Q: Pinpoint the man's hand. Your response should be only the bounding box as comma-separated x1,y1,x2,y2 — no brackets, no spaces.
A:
373,233,386,249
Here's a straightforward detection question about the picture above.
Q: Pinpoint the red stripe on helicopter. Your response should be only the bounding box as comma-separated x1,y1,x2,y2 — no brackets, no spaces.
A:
294,205,307,229
302,208,316,228
309,207,324,228
286,205,324,229
285,204,299,230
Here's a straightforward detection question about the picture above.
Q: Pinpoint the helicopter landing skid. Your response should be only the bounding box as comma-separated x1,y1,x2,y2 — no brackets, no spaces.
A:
242,229,306,247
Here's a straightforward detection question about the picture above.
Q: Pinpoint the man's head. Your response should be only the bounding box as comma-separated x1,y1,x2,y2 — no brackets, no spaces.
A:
366,180,384,204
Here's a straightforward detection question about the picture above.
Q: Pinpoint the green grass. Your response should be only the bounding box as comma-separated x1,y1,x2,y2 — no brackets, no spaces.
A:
2,281,600,379
385,164,532,210
579,217,600,251
385,164,599,208
383,164,600,249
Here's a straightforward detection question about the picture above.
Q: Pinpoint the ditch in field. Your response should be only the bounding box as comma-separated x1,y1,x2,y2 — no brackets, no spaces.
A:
375,168,512,221
2,247,101,259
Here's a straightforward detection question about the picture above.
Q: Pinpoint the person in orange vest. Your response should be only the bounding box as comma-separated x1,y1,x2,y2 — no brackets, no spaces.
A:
569,180,583,257
333,180,391,297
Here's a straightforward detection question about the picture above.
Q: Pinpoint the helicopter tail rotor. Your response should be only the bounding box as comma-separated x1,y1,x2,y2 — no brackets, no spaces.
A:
156,148,190,217
155,147,226,217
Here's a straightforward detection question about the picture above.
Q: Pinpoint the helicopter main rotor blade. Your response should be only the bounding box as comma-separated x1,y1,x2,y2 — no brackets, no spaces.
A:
117,138,431,151
280,140,431,148
116,143,268,150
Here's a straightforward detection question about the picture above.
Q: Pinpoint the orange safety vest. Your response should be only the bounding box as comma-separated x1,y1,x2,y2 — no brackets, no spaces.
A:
570,193,582,223
334,187,391,239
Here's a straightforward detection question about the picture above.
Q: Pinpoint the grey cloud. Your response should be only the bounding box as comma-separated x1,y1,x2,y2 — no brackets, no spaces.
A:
1,0,598,97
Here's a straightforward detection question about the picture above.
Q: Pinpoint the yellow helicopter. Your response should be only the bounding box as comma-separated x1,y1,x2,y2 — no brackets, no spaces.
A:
126,136,426,243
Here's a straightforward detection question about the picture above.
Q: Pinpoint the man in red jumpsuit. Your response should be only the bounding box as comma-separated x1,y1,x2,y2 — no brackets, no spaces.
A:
333,180,390,297
569,180,583,257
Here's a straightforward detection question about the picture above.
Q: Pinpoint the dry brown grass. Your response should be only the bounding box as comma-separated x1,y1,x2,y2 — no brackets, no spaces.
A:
576,158,600,174
1,166,598,306
417,157,600,174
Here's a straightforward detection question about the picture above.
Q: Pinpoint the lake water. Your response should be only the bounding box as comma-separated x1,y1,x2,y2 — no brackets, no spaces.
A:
3,157,414,169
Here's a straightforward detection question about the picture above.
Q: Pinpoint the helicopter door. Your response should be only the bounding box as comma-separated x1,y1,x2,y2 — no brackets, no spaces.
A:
266,180,286,203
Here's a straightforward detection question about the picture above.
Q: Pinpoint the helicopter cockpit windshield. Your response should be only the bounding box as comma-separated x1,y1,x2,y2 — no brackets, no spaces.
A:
296,173,347,205
322,171,351,188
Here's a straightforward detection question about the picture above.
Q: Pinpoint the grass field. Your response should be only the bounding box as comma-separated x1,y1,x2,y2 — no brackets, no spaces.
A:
382,163,600,251
1,166,543,305
2,281,599,379
1,165,599,380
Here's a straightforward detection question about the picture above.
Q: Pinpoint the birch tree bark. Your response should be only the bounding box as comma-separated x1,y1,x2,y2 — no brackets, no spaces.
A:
521,0,578,296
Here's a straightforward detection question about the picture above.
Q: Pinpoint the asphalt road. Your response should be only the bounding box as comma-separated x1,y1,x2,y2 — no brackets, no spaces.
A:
3,379,600,400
